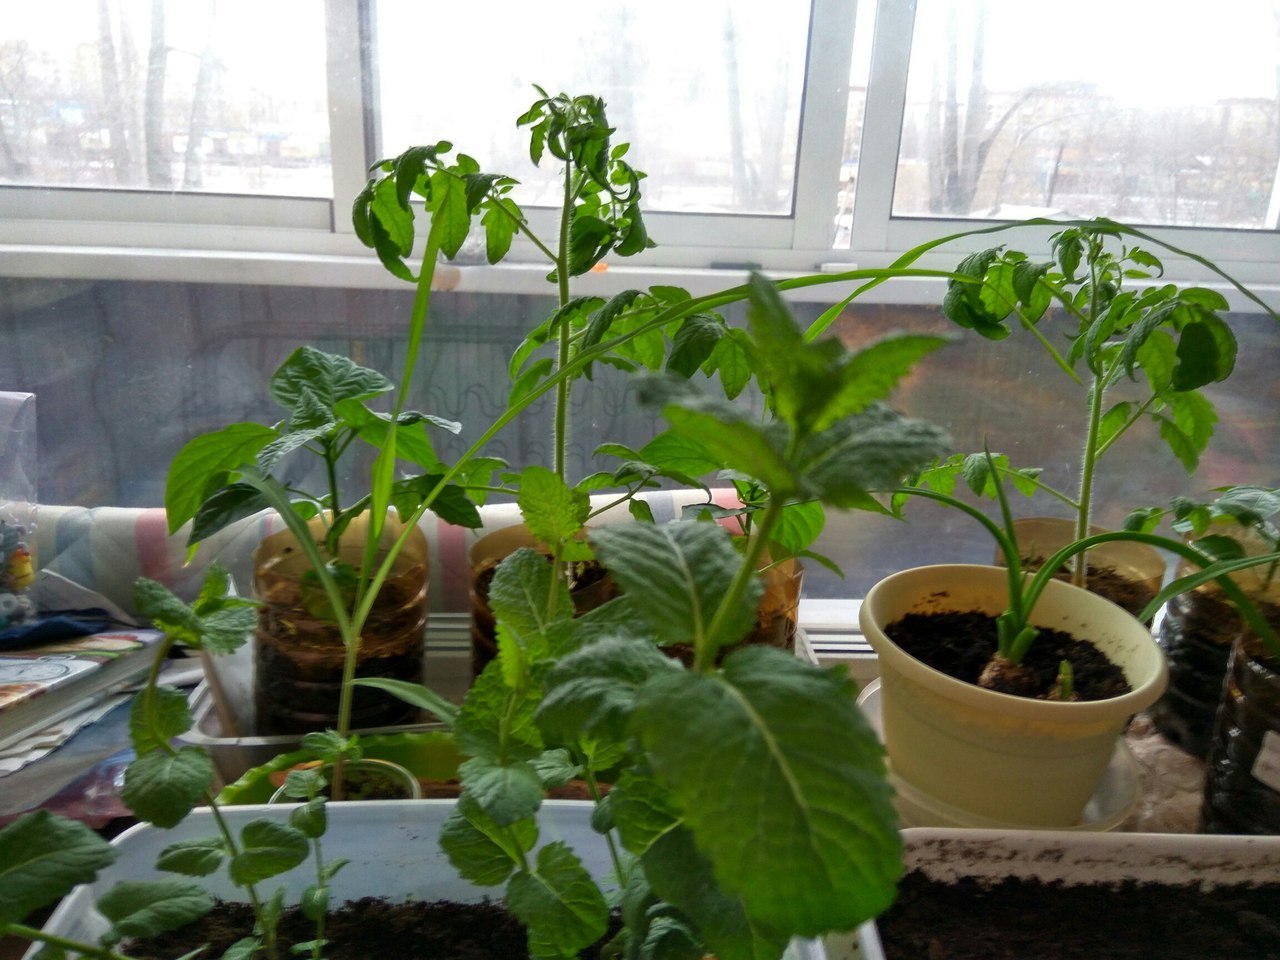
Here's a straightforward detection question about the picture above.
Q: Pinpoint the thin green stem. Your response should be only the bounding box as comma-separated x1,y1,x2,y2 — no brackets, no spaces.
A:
0,924,138,960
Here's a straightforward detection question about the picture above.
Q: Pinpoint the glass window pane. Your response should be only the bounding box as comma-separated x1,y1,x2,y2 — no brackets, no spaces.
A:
374,0,811,216
893,0,1280,228
1,1,331,196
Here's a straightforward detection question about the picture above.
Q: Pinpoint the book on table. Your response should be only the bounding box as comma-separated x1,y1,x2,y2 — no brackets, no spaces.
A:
0,629,164,752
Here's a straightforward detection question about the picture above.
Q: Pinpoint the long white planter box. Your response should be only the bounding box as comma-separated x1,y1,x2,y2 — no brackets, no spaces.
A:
35,799,826,960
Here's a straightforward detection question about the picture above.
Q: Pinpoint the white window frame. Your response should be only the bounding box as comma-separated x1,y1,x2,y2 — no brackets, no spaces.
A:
2,0,1280,312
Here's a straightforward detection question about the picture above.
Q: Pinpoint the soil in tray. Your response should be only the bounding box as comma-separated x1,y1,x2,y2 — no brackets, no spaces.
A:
885,610,1130,700
125,898,623,960
876,870,1280,960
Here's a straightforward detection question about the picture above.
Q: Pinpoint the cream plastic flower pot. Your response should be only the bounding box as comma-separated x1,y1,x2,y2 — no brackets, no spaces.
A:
859,564,1168,827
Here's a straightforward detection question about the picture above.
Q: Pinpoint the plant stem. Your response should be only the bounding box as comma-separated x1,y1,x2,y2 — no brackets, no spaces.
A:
1073,247,1106,588
0,924,137,960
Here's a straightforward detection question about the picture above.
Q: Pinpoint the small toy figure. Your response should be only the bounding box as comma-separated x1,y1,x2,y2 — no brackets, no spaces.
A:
0,521,34,626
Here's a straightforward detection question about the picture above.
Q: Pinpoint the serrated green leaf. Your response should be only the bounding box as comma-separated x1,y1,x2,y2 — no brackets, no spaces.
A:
610,768,683,856
0,811,117,924
156,836,227,877
129,685,193,755
591,522,761,657
633,647,901,936
123,748,214,828
1156,390,1218,472
641,826,786,960
455,659,545,762
820,333,950,430
230,820,310,886
459,756,544,826
1172,316,1236,390
666,315,725,379
518,466,591,549
488,546,572,640
440,794,536,886
537,635,681,751
507,842,610,960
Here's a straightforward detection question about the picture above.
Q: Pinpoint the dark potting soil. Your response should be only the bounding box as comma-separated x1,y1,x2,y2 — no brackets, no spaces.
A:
125,898,623,960
885,610,1131,700
876,870,1280,960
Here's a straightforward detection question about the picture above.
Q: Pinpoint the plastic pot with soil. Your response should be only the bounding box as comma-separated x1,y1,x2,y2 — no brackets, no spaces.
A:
1200,632,1280,834
1151,529,1280,758
252,514,429,736
859,563,1168,828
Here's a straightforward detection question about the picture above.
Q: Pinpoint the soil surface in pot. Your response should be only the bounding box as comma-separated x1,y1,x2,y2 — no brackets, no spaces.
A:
885,610,1130,700
1028,556,1156,620
125,898,622,960
877,870,1280,960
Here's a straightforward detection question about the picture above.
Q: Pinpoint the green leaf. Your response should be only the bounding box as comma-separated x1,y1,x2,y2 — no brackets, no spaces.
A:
96,881,214,944
537,635,681,751
591,522,762,657
439,794,537,886
820,333,951,430
0,811,117,924
482,197,520,263
637,431,721,479
459,756,545,826
222,936,262,960
1172,316,1236,390
507,842,610,960
632,647,902,936
1156,390,1219,472
454,659,545,763
769,500,826,558
707,329,754,399
350,677,459,724
518,465,591,549
230,820,310,886
129,685,194,755
488,546,573,640
271,346,394,418
666,315,725,378
300,884,330,923
123,748,214,829
156,836,227,877
610,768,683,856
165,423,278,534
290,798,327,840
641,826,787,960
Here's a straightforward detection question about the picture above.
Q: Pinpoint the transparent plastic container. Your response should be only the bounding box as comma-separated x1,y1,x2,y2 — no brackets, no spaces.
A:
0,392,37,629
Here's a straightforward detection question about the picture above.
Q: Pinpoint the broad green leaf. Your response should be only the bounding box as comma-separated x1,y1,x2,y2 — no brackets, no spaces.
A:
129,685,194,756
591,522,762,657
440,795,537,886
187,483,273,548
371,170,414,254
531,748,580,789
637,430,721,479
0,811,117,924
222,937,261,960
96,881,213,945
459,756,545,826
428,167,473,260
641,826,787,960
536,635,681,751
156,837,227,877
1172,316,1236,390
507,842,610,960
610,769,683,856
666,315,725,378
1097,401,1134,453
299,729,357,762
482,197,520,263
289,798,327,839
518,465,591,549
799,409,951,507
707,328,754,399
488,546,573,640
122,748,214,828
270,346,393,416
1156,390,1218,472
454,659,545,763
769,500,826,557
632,647,902,936
165,423,278,533
230,820,309,886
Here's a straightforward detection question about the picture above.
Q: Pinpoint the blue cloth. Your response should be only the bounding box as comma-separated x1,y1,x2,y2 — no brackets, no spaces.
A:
0,610,114,649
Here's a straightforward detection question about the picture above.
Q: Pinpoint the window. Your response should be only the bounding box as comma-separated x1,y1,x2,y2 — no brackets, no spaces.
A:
2,0,1278,605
